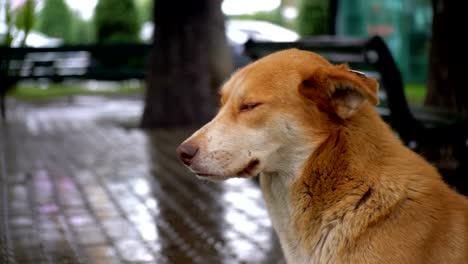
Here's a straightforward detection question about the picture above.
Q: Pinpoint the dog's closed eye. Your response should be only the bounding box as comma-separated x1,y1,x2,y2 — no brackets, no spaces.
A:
240,103,262,112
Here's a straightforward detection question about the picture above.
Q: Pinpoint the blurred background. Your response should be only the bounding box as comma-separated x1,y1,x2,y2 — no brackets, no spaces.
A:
1,0,438,105
0,0,460,264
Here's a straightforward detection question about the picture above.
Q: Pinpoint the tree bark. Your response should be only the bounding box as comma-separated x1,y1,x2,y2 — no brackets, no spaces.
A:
423,0,467,195
425,0,463,115
141,0,232,128
328,0,338,35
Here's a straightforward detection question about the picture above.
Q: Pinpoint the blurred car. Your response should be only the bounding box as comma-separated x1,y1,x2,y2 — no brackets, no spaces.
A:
140,19,298,44
140,19,299,68
225,19,298,44
12,30,63,48
0,23,63,47
226,19,299,68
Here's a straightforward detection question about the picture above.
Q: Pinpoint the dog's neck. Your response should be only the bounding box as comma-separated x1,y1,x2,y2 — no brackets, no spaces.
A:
292,106,405,215
260,170,304,263
261,106,409,263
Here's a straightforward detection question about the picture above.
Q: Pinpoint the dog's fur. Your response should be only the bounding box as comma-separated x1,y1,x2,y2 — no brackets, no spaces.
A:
177,49,468,263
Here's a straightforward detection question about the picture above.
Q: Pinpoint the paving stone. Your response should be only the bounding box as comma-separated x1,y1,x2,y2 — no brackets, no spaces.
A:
1,97,285,263
115,239,154,262
76,226,108,245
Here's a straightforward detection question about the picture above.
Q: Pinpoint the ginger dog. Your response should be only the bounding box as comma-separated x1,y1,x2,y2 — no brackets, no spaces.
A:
176,49,468,263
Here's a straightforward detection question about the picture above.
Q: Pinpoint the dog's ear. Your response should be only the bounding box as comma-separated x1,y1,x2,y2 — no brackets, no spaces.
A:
299,64,379,119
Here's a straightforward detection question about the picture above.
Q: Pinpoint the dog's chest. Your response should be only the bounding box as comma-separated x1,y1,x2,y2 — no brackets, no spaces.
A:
260,173,345,264
260,173,307,263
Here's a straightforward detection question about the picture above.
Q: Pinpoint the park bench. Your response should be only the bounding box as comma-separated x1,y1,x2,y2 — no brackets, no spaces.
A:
244,36,467,194
0,43,151,118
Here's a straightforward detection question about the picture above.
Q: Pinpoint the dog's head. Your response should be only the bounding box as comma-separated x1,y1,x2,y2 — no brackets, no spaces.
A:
177,49,379,181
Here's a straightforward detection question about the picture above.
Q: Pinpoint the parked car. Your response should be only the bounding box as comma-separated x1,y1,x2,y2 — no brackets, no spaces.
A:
0,23,63,47
12,30,63,48
226,19,299,68
226,19,299,43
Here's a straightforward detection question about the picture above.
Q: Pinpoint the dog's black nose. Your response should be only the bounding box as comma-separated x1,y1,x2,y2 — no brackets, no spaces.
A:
176,143,199,166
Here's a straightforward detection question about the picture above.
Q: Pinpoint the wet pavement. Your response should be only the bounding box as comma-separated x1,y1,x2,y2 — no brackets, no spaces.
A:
0,96,285,264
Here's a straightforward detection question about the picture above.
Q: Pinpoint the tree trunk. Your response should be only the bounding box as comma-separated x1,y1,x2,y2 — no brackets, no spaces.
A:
328,0,338,35
425,0,463,115
141,0,232,128
422,0,467,195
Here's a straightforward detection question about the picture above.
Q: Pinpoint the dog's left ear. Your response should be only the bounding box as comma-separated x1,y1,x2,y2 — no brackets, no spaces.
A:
300,64,379,119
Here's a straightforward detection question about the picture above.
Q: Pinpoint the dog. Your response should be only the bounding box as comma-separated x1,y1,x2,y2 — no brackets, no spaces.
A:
176,49,468,263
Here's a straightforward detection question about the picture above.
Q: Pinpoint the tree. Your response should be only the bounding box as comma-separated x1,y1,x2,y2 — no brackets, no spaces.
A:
70,12,94,44
424,0,462,115
1,0,36,46
141,0,232,128
229,8,286,30
94,0,140,43
14,0,36,46
136,0,152,24
297,0,330,36
422,0,466,194
36,0,72,42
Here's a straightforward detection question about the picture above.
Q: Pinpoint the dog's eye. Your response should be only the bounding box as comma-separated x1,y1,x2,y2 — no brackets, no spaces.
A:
240,103,262,112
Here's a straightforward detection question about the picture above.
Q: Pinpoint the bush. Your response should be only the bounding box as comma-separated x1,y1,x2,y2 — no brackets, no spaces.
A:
297,0,329,37
136,0,152,24
70,12,95,44
94,0,140,43
15,0,35,32
229,8,296,32
36,0,72,42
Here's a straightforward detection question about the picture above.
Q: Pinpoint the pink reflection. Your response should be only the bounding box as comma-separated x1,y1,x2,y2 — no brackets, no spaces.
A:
38,203,59,214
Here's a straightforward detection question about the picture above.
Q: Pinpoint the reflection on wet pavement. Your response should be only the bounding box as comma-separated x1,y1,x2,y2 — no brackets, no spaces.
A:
0,97,285,264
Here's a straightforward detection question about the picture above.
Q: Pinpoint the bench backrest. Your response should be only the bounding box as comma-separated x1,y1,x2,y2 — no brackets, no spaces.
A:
0,44,151,81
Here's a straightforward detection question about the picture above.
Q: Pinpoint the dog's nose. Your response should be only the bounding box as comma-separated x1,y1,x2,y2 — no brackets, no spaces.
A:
176,143,199,166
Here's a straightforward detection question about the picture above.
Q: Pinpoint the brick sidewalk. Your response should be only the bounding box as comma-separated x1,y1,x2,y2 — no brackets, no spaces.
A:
0,97,284,264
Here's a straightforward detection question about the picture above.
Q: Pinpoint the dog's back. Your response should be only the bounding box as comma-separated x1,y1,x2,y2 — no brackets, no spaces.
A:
289,103,468,263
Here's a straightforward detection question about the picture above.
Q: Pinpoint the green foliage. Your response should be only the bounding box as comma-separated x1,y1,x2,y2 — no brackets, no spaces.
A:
8,83,144,100
136,0,152,24
405,83,426,105
231,9,283,26
2,1,14,46
94,0,140,43
2,0,36,46
297,0,329,37
229,8,296,31
36,0,72,42
15,0,36,46
14,0,35,30
70,12,95,44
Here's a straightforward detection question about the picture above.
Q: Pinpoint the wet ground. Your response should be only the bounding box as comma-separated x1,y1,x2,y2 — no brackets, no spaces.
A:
0,96,285,264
